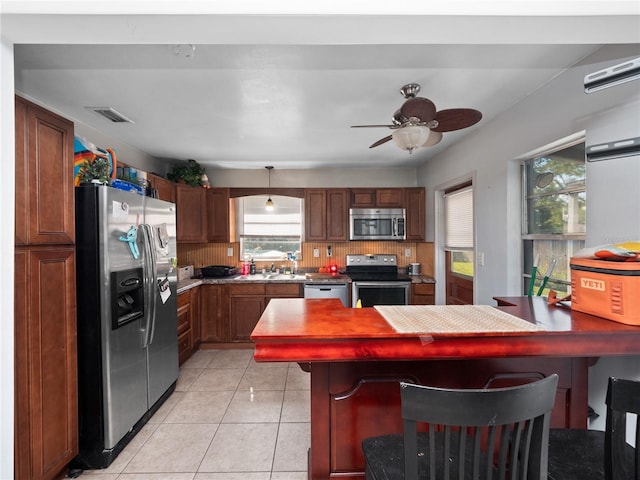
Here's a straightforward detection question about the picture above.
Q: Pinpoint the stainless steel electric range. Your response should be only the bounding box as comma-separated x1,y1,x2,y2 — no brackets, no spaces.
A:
345,254,411,308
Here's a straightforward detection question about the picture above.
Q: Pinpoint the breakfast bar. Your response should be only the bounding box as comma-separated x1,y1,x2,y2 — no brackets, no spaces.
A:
251,296,640,480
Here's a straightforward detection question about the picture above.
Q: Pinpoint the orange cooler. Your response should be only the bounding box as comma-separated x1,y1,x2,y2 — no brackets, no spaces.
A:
570,257,640,326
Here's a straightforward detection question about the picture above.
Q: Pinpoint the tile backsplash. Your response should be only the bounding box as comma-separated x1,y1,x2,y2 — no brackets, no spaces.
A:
177,241,434,276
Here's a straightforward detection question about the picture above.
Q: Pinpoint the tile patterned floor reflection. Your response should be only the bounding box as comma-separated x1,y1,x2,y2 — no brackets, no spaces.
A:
81,349,310,480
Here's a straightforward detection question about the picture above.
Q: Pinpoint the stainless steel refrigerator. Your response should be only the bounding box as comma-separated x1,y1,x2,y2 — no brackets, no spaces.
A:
73,185,179,469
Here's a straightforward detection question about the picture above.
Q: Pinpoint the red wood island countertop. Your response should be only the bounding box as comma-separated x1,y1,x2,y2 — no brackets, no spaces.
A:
251,297,640,362
252,297,640,479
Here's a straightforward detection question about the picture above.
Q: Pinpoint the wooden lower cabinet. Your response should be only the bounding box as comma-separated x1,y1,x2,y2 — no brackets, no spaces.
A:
201,282,302,344
14,247,78,480
177,290,193,365
411,282,435,305
201,284,230,343
177,288,202,364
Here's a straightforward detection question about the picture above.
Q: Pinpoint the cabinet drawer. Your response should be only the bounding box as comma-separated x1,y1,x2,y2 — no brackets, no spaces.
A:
178,329,192,363
178,290,191,308
413,283,435,295
266,283,302,297
230,283,266,295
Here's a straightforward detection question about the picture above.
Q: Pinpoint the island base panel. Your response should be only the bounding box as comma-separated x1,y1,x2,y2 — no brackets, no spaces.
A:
309,357,588,480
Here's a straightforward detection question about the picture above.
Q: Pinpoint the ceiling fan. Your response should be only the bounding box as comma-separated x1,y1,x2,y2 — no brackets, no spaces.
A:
351,83,482,153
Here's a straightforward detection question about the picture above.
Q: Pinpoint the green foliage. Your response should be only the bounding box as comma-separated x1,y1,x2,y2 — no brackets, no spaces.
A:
78,157,111,185
167,159,204,186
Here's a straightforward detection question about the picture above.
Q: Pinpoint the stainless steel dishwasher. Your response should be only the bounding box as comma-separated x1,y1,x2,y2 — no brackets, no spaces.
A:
303,283,349,307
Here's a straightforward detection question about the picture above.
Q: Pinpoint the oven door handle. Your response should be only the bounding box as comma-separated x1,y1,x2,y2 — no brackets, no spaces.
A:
353,281,411,287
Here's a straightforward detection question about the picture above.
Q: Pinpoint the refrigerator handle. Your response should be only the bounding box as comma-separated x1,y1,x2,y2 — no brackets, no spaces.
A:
140,224,157,348
147,225,158,345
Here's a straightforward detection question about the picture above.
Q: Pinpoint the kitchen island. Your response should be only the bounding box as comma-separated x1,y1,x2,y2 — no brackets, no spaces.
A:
251,296,640,480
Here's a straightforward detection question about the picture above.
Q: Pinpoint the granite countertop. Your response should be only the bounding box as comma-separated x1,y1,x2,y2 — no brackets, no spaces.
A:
177,271,435,293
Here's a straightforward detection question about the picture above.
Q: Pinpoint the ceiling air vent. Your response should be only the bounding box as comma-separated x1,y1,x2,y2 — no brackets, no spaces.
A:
584,57,640,93
87,107,135,124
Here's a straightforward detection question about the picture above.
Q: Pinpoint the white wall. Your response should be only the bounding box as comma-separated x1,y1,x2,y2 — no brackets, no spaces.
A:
418,44,640,432
206,166,418,188
418,44,640,305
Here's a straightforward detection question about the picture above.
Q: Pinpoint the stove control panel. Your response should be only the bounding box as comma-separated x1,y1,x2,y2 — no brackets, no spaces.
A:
346,254,398,266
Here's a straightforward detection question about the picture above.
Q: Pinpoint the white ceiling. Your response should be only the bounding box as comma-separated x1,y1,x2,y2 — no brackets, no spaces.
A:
6,2,640,171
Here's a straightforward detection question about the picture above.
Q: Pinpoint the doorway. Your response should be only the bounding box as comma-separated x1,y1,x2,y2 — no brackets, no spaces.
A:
443,182,474,305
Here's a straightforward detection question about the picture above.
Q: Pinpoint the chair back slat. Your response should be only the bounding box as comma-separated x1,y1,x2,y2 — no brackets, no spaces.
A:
605,377,640,480
398,374,558,480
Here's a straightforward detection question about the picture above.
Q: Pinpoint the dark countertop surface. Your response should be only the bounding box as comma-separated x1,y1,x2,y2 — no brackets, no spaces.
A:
177,272,435,293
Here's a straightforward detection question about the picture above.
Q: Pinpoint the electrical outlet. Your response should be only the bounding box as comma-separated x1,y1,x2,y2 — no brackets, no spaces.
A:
313,248,320,258
227,247,234,257
405,248,411,257
327,246,332,257
478,252,485,266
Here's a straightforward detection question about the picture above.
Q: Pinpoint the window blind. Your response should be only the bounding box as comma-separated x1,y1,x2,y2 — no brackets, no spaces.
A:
445,186,473,250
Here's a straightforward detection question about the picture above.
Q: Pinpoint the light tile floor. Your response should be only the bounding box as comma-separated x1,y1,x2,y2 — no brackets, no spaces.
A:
81,349,310,480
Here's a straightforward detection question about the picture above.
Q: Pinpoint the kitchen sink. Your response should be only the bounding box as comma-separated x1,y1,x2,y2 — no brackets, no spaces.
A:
235,273,307,281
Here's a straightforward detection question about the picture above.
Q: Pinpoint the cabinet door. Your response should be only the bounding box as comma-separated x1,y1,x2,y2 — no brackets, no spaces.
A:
411,283,435,305
405,187,425,241
376,188,404,207
350,189,376,208
15,247,78,480
200,284,230,343
177,290,192,365
175,184,207,242
207,188,232,242
16,96,75,245
326,189,348,241
190,286,201,348
305,189,327,241
148,173,175,203
230,296,265,342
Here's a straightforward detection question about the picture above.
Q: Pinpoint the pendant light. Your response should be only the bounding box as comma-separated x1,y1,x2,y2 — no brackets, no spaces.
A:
265,166,274,211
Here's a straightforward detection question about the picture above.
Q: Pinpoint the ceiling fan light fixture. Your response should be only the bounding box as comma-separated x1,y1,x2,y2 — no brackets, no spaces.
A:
422,129,443,147
392,125,430,153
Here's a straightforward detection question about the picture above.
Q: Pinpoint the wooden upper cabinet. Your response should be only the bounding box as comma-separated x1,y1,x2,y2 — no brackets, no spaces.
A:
350,188,404,208
148,173,175,203
305,189,348,241
405,187,425,241
350,189,376,208
305,189,327,241
175,184,207,242
207,188,235,243
376,188,404,207
15,96,75,245
326,189,349,241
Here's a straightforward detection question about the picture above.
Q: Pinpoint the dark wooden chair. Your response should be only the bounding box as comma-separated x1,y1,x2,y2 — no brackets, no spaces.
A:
548,376,639,480
362,374,558,480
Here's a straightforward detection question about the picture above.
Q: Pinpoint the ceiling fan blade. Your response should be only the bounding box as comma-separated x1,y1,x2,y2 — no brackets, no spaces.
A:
351,124,396,128
369,135,393,148
432,108,482,132
399,97,436,123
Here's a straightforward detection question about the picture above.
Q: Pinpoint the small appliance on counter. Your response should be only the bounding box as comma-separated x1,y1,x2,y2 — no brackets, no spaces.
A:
408,263,421,275
201,265,238,278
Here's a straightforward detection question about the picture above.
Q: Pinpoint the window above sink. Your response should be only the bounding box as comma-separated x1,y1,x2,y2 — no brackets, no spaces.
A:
235,195,302,261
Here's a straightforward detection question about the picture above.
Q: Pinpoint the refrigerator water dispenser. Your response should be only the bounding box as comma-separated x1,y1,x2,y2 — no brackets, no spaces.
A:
111,268,144,329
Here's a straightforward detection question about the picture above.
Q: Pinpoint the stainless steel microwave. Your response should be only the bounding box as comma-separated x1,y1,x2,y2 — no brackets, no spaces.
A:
349,208,406,241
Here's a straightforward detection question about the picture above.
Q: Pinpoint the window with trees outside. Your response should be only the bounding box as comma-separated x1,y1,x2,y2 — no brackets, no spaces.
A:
236,195,302,262
522,139,586,297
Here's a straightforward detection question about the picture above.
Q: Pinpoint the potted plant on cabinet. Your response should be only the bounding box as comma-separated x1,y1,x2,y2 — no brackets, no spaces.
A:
167,159,205,187
77,157,111,185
